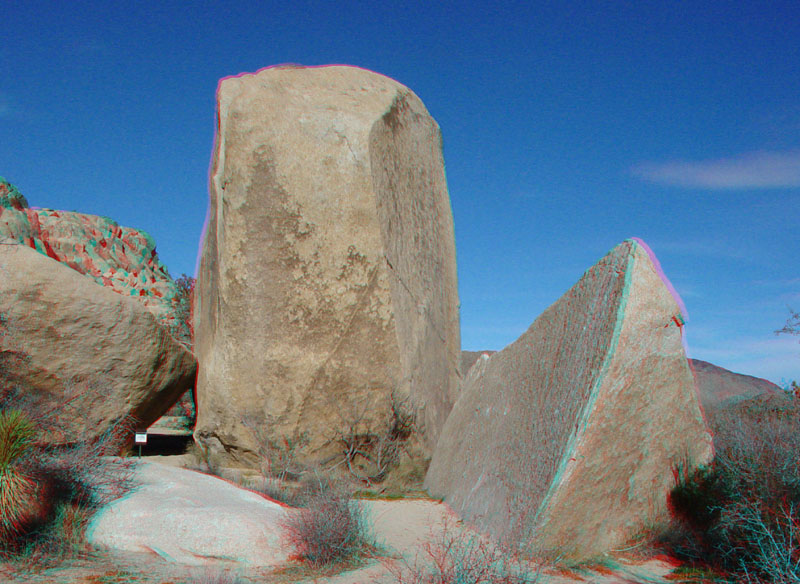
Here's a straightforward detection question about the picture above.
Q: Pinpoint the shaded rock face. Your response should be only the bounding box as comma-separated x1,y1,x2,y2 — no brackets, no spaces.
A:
0,178,181,327
690,358,783,410
425,239,713,561
195,65,460,477
0,244,196,445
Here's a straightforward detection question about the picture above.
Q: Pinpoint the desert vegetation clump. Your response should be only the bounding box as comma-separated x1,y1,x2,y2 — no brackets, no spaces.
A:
665,392,800,583
388,517,541,584
240,389,422,492
281,474,375,570
326,391,419,485
0,311,136,563
165,272,197,425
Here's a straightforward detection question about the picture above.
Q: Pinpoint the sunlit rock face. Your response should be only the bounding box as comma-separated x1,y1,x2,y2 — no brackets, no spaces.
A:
0,178,196,439
425,238,713,561
194,65,461,480
0,244,196,446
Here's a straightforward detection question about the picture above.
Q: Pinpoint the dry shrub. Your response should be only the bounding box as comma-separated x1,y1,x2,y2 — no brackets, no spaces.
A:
387,517,541,584
241,413,309,482
247,476,305,507
281,475,372,568
326,392,418,485
667,393,800,583
0,316,136,561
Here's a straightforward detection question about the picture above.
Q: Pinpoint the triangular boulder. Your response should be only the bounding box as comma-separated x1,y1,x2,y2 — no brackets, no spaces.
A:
425,238,713,560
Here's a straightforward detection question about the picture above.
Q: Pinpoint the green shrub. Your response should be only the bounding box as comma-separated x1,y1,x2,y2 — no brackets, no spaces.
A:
0,409,54,548
667,395,800,583
0,409,37,471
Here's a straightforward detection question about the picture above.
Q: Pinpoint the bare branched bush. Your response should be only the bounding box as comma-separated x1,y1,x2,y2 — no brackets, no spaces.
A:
775,306,800,340
387,517,541,584
667,394,800,583
281,474,373,568
325,391,418,485
241,413,309,482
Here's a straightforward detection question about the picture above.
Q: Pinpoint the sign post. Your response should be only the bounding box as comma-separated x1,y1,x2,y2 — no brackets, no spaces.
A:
134,431,148,458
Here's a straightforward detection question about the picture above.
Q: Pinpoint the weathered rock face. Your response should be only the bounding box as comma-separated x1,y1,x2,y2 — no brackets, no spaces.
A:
0,244,196,444
425,239,713,561
195,65,460,478
87,460,290,566
0,178,181,327
690,358,783,410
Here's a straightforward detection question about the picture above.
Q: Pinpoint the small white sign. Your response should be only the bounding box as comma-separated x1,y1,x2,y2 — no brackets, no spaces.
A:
134,432,148,444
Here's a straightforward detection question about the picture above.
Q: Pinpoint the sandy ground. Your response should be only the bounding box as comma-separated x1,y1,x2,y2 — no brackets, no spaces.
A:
0,455,683,584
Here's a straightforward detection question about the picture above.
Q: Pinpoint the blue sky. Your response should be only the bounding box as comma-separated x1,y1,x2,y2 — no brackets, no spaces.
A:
3,2,799,386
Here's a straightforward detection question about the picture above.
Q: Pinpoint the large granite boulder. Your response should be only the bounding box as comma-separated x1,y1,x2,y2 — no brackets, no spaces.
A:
87,459,290,566
195,65,460,479
0,177,196,432
0,244,196,445
425,238,713,561
690,358,783,410
465,352,784,413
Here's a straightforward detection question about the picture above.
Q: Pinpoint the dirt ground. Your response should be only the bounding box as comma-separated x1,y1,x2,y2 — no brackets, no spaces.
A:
0,455,685,584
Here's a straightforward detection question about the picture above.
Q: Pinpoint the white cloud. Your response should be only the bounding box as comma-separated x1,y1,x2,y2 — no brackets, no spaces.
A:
632,150,800,189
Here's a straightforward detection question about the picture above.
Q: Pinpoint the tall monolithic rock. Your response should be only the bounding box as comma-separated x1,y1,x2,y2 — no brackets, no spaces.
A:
425,238,713,561
194,65,460,479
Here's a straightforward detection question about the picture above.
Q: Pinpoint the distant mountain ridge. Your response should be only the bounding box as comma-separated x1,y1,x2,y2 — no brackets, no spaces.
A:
689,358,784,410
461,351,783,410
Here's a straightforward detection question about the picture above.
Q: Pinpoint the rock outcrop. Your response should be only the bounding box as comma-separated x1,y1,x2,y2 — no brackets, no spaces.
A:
87,459,290,566
194,65,460,479
0,244,196,445
0,178,181,328
690,358,783,410
425,238,713,561
0,177,196,433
